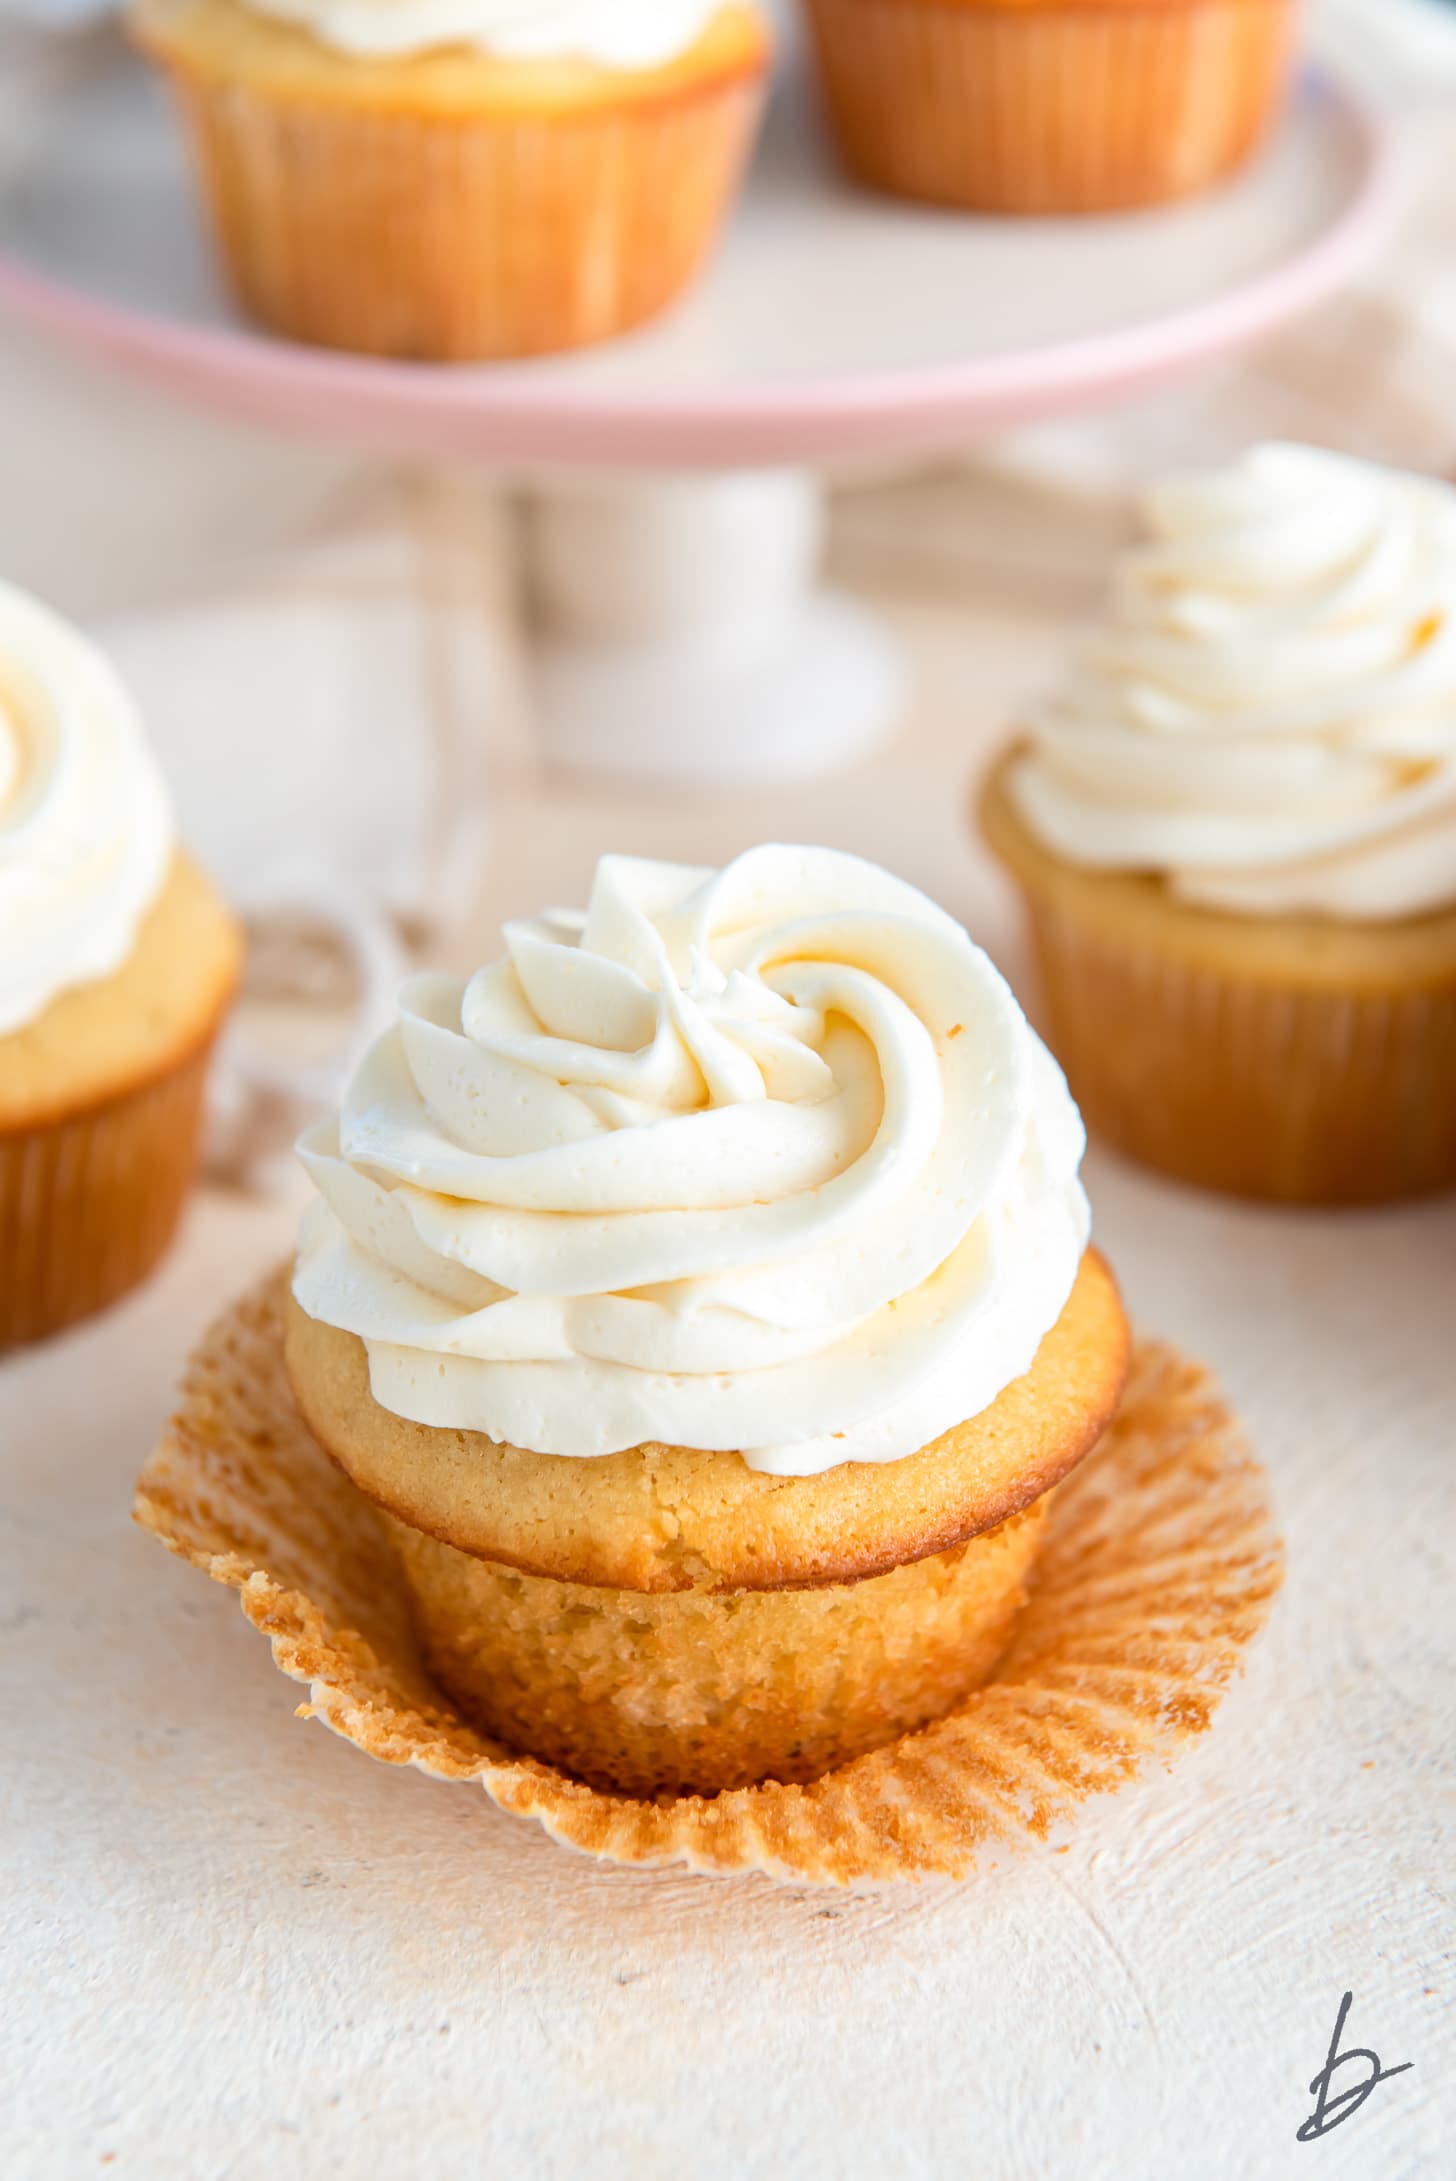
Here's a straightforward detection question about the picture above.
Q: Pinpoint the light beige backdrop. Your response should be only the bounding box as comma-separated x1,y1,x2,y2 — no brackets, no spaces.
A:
2,16,1455,2174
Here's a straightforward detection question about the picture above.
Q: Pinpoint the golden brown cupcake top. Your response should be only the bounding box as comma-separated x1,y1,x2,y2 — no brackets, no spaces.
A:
286,1248,1128,1590
0,856,245,1130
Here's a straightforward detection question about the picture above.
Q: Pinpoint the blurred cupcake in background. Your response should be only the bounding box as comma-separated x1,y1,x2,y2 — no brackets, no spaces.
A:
980,442,1456,1205
128,0,772,359
801,0,1298,214
0,581,243,1346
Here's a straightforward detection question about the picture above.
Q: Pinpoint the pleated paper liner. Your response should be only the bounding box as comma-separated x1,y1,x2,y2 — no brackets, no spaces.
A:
980,765,1456,1205
802,0,1296,214
134,1269,1283,1886
1018,893,1456,1203
0,1039,216,1349
148,58,763,361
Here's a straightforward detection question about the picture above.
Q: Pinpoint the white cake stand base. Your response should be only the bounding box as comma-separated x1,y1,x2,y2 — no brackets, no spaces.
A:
522,471,904,785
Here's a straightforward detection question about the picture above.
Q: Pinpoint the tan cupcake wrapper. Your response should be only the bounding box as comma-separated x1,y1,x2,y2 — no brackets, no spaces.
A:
802,0,1296,214
1019,892,1456,1203
134,1269,1283,1885
0,1039,217,1349
154,61,763,359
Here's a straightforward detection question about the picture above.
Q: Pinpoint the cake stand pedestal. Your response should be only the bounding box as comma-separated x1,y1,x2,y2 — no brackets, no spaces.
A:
521,470,902,783
0,39,1397,784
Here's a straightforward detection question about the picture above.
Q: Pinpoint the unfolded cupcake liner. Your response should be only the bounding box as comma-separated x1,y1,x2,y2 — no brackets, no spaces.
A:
801,0,1296,214
134,1268,1283,1885
1020,892,1456,1204
154,62,763,359
0,1040,217,1348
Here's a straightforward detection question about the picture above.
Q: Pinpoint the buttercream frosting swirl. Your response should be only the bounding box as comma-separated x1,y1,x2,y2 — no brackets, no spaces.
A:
0,580,174,1038
242,0,730,66
1006,443,1456,920
294,847,1090,1476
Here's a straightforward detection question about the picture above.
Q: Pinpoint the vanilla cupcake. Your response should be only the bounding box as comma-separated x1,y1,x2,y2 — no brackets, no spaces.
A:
982,443,1456,1205
801,0,1297,215
129,0,771,360
0,583,243,1346
282,846,1128,1797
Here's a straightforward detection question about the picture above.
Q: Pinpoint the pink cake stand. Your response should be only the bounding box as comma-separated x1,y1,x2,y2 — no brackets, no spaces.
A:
0,41,1397,784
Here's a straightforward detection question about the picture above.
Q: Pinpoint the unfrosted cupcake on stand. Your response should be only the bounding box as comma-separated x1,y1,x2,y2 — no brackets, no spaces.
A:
981,441,1456,1204
0,580,243,1346
129,0,773,358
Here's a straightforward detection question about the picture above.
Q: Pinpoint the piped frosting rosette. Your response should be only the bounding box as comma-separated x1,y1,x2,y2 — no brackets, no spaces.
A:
1008,443,1456,921
294,848,1089,1477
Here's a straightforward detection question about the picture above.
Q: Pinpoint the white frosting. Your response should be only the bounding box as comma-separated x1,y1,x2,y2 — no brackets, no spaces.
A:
1007,443,1456,921
242,0,729,66
294,847,1090,1476
0,581,174,1039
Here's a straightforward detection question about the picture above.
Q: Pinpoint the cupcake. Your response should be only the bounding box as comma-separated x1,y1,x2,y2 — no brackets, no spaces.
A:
801,0,1298,215
128,0,771,360
0,581,244,1347
981,442,1456,1206
282,846,1129,1797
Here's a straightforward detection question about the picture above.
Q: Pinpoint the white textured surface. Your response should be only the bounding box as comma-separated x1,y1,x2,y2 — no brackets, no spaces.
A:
3,575,1454,2177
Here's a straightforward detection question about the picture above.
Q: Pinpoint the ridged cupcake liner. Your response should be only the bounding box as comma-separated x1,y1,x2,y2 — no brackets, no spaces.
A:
1020,894,1456,1204
0,1040,216,1349
155,63,763,359
134,1269,1282,1886
802,0,1297,213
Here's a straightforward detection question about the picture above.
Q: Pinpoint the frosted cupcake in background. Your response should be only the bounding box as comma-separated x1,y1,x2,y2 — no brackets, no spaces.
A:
282,846,1128,1796
980,442,1456,1204
800,0,1298,215
127,0,772,360
0,581,243,1346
